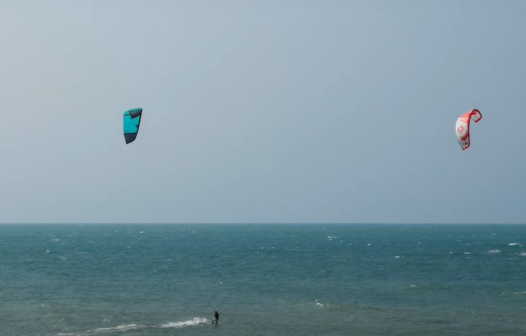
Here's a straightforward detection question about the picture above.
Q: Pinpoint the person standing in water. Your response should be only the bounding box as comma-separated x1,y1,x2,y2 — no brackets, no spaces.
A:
212,310,219,324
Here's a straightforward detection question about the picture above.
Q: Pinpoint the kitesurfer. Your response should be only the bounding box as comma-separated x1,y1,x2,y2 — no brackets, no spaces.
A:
212,310,219,324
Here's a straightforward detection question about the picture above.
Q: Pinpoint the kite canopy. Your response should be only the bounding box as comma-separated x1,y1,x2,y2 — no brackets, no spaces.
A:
455,109,482,150
123,108,143,144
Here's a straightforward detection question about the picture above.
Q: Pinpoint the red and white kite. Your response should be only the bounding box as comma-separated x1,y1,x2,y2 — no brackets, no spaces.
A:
456,109,482,150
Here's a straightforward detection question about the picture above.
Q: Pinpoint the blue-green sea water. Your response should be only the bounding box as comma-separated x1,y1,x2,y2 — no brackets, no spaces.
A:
1,224,526,336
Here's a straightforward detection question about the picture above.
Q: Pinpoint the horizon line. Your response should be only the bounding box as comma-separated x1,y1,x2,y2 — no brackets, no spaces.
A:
0,222,524,225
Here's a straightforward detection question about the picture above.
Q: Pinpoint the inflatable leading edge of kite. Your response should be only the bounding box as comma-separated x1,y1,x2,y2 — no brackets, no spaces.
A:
123,108,143,144
456,109,482,150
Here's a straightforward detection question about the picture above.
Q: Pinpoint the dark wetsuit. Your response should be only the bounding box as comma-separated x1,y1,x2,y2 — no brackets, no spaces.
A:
213,311,219,324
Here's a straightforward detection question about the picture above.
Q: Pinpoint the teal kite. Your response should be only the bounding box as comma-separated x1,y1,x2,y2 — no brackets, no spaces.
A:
123,108,142,144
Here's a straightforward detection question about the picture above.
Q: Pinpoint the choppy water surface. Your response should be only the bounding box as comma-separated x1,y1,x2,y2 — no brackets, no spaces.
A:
1,224,525,336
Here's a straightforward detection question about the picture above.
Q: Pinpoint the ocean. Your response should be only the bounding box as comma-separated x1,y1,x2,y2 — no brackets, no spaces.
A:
1,224,525,336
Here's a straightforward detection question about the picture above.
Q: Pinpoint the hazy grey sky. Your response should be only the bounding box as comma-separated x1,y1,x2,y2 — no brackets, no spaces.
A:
1,0,524,224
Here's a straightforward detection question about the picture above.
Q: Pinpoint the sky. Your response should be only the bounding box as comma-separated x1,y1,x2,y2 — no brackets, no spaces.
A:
0,0,525,224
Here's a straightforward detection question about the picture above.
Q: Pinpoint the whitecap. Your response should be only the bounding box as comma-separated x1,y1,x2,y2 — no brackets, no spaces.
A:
509,243,522,247
488,250,501,254
316,301,331,307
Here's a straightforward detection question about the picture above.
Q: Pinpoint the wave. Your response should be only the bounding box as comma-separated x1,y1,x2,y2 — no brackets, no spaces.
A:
315,300,344,308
